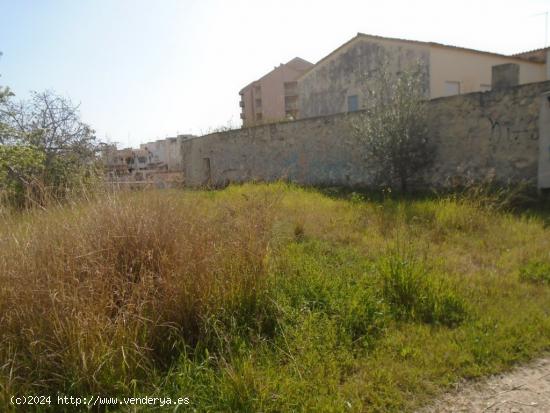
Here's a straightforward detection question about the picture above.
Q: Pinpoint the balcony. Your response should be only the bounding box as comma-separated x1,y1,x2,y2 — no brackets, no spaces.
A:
240,112,245,119
239,100,244,107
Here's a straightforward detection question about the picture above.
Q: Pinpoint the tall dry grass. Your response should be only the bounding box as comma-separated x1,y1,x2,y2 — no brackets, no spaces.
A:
0,188,279,400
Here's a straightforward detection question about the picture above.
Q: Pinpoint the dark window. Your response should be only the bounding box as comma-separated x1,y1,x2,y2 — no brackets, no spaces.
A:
347,95,359,112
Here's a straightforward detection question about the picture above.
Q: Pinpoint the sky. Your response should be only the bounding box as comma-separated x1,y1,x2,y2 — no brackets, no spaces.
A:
0,0,549,148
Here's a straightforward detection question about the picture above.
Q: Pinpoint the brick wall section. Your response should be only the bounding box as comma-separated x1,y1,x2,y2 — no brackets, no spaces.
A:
182,81,550,188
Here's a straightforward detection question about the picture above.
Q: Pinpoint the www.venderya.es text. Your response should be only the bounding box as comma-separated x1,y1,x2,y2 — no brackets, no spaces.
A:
11,395,190,408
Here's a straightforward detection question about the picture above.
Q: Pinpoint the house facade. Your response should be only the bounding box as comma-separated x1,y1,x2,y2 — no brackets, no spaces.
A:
239,57,313,126
140,134,195,172
297,33,548,118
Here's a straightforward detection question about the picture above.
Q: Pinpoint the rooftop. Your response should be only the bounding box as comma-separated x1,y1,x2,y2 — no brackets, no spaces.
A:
298,33,546,80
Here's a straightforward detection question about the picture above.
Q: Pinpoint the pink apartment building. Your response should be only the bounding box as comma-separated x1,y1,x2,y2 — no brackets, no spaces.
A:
239,57,313,127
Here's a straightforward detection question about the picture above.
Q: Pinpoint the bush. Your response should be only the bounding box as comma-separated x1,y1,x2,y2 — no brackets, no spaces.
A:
379,252,468,327
0,145,45,208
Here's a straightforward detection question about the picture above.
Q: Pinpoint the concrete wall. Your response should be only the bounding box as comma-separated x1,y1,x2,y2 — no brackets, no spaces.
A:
183,81,550,189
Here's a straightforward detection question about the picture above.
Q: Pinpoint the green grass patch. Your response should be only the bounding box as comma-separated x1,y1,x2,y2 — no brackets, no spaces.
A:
379,251,468,327
520,261,550,284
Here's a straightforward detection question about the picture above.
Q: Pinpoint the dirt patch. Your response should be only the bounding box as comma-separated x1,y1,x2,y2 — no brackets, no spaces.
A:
419,357,550,412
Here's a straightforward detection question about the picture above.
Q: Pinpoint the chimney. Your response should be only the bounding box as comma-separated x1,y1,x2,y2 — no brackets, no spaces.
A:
491,63,519,90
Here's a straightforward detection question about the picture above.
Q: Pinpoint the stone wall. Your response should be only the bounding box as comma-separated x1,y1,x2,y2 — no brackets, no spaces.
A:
428,82,545,187
182,81,550,189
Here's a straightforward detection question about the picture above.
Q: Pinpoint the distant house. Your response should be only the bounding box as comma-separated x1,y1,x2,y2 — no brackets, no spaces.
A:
140,134,195,172
239,57,313,127
102,134,196,178
297,33,548,119
101,145,153,176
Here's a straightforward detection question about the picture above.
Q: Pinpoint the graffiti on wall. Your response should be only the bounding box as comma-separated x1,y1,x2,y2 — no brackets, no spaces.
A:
487,116,538,142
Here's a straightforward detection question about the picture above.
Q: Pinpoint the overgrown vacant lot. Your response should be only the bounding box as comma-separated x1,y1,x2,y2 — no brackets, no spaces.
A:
1,183,549,412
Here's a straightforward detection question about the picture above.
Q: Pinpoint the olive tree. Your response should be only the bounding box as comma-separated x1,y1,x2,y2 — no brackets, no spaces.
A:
352,59,435,192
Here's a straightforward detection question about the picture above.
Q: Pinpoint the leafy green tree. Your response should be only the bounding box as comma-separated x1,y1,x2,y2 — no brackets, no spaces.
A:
0,145,45,208
352,58,434,192
0,86,100,207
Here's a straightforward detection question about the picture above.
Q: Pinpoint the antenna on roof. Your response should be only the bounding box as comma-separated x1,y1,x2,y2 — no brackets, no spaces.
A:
532,11,549,47
543,11,548,47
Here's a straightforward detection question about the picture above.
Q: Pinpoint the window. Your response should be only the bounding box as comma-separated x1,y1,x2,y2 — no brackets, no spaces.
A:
480,84,491,92
284,81,298,96
347,95,359,112
444,81,461,96
255,113,263,121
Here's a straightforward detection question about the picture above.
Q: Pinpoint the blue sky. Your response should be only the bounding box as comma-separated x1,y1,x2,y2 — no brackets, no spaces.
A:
1,0,549,147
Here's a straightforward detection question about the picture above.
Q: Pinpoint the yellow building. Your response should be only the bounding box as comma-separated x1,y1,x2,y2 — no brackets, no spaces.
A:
298,33,548,118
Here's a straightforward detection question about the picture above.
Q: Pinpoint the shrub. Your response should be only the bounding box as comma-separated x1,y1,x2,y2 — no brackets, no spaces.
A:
0,145,45,208
379,252,467,327
519,261,550,284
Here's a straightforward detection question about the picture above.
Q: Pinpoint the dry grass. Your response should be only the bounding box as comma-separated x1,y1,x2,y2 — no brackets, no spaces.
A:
0,188,279,402
0,183,549,412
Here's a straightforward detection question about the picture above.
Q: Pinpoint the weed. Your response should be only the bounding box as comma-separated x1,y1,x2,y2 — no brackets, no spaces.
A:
379,252,468,327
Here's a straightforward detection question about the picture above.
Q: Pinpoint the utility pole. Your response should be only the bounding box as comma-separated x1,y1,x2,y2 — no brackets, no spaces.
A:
533,11,549,47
